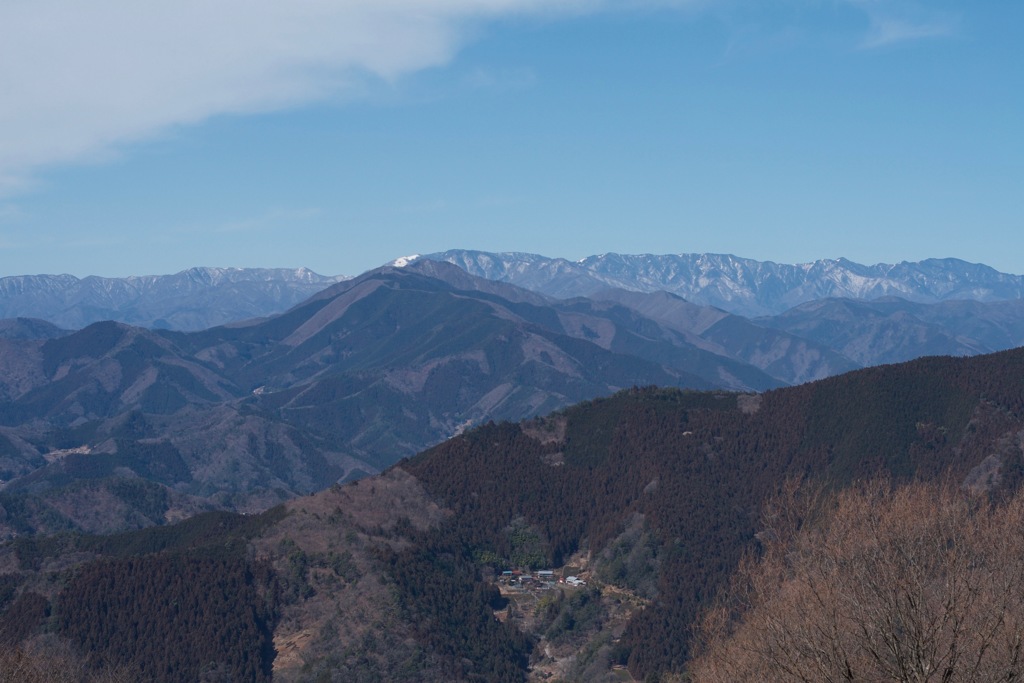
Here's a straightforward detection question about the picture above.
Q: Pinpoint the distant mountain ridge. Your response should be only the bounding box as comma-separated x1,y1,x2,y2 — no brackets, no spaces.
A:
0,261,788,539
0,267,349,331
424,250,1024,316
757,297,1024,366
4,253,1024,386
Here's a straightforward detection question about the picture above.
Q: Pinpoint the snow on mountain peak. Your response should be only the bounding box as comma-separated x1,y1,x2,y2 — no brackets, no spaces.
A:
390,254,421,268
423,250,1024,317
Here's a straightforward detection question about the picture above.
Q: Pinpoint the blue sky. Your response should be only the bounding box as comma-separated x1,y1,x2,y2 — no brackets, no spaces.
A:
0,0,1021,277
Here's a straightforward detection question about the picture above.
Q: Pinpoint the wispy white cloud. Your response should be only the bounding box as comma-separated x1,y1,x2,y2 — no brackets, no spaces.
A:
860,17,955,49
845,0,957,49
0,0,959,195
0,0,702,196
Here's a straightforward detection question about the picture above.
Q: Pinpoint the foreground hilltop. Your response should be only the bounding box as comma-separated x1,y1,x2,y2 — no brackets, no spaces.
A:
2,346,1023,680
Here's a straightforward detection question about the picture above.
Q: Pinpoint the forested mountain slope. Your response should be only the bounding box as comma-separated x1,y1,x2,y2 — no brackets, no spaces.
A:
400,348,1024,677
3,347,1024,680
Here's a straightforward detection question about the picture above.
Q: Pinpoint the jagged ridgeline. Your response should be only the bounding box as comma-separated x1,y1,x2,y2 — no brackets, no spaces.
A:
1,347,1023,681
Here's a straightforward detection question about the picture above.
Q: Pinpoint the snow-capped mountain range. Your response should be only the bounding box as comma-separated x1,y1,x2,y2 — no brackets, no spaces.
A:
0,267,348,330
424,251,1024,316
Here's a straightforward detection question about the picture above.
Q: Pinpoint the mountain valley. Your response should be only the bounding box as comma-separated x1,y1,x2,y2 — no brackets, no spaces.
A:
2,253,1024,540
2,347,1024,680
3,252,1024,680
0,261,787,538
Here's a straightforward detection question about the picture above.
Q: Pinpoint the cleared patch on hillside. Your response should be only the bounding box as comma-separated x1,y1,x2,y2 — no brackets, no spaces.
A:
253,468,452,681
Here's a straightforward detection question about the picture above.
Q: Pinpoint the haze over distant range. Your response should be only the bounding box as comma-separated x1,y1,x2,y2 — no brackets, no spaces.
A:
5,250,1024,541
0,2,1021,278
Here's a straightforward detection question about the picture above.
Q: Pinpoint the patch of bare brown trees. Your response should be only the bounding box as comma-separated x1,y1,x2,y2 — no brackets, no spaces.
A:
0,636,135,683
693,479,1024,682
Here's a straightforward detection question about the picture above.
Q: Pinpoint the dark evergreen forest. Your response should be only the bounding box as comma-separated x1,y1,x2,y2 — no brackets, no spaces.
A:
401,349,1024,678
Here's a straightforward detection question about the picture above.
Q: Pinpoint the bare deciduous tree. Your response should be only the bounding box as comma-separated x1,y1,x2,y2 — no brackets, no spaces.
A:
693,480,1024,683
0,635,137,683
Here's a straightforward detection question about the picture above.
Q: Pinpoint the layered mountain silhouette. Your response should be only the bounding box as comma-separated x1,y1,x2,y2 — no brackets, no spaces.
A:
423,250,1024,371
6,252,1024,379
0,262,788,537
757,296,1024,365
2,253,1023,537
